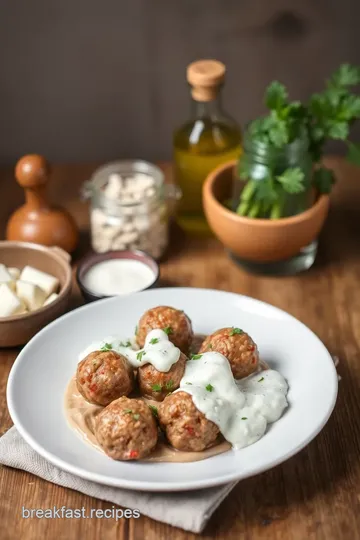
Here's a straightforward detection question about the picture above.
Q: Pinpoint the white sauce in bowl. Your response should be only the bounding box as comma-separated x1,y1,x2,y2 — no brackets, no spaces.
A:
178,352,288,449
82,259,156,296
79,329,180,372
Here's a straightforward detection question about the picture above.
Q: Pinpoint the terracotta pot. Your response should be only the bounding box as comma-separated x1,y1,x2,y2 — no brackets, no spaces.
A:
203,160,330,263
0,241,72,347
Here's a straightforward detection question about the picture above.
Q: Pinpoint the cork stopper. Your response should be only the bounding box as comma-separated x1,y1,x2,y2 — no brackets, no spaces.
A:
187,60,226,102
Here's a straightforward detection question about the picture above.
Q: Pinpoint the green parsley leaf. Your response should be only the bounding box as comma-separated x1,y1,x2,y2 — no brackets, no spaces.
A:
241,417,248,420
148,405,158,418
185,382,192,385
120,340,132,348
163,326,173,335
330,63,360,88
191,354,202,360
327,121,349,140
100,343,112,351
347,141,360,166
309,93,333,119
207,343,213,349
313,167,336,194
149,337,159,345
265,81,288,111
338,95,360,120
206,384,214,392
151,383,162,392
133,413,140,421
165,379,174,391
276,167,305,194
136,350,146,361
230,327,244,336
268,117,289,148
258,377,265,382
248,117,271,139
124,409,133,414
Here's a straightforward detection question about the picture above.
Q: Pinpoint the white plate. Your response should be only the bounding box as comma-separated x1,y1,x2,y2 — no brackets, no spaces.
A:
7,288,338,492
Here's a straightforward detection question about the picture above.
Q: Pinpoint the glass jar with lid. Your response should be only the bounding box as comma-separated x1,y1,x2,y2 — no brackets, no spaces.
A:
82,161,180,259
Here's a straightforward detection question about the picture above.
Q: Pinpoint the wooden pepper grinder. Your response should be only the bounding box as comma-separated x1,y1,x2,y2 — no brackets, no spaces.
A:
6,154,79,253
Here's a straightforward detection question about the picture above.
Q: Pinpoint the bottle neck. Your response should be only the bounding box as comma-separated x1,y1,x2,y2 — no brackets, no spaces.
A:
191,92,223,120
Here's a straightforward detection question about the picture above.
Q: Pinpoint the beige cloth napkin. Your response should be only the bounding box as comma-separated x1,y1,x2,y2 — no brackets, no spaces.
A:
0,427,237,533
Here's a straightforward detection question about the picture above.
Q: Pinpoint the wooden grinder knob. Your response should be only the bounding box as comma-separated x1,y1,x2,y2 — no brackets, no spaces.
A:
6,154,79,253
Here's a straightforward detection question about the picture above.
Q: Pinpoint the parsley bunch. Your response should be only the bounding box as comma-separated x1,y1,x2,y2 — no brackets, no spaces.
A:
237,64,360,219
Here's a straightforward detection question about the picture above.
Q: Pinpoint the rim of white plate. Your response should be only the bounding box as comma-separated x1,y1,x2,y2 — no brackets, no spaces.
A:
6,288,339,491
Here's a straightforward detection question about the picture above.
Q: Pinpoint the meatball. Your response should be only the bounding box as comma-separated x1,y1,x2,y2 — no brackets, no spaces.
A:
199,327,259,379
95,397,158,460
138,352,187,401
136,306,193,354
158,391,219,452
76,350,134,406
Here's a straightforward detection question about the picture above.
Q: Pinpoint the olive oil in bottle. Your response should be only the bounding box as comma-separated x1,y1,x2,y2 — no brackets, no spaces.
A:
173,60,242,234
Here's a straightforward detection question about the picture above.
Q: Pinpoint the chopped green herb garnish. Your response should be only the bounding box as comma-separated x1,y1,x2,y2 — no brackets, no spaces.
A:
148,405,158,418
151,383,162,392
206,384,214,392
230,328,244,336
133,413,140,421
258,377,264,382
165,379,174,391
191,354,202,360
124,409,133,414
120,340,132,348
241,417,248,420
100,342,112,351
150,337,159,345
136,350,146,361
207,343,213,349
163,326,173,335
185,382,192,385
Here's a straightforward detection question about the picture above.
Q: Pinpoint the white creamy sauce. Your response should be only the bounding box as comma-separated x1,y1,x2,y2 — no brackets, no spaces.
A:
177,352,288,449
78,329,180,372
82,259,156,296
78,334,288,451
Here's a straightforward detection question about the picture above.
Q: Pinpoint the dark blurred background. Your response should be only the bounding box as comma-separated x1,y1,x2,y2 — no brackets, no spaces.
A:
1,0,359,164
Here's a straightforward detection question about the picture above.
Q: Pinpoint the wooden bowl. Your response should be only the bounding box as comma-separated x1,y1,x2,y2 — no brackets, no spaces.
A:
203,160,330,263
0,241,72,347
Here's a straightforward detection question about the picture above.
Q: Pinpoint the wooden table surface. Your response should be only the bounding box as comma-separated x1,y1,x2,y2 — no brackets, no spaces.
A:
0,158,360,540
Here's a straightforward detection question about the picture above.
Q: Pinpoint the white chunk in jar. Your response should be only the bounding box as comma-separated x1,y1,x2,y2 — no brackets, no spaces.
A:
91,171,168,258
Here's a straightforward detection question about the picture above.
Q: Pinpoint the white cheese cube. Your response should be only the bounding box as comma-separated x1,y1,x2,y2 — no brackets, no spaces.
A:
43,292,59,306
0,284,26,317
16,280,47,312
20,266,59,297
0,264,15,290
7,267,21,281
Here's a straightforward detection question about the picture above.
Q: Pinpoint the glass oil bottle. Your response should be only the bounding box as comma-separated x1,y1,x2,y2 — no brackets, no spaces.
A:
173,59,242,234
